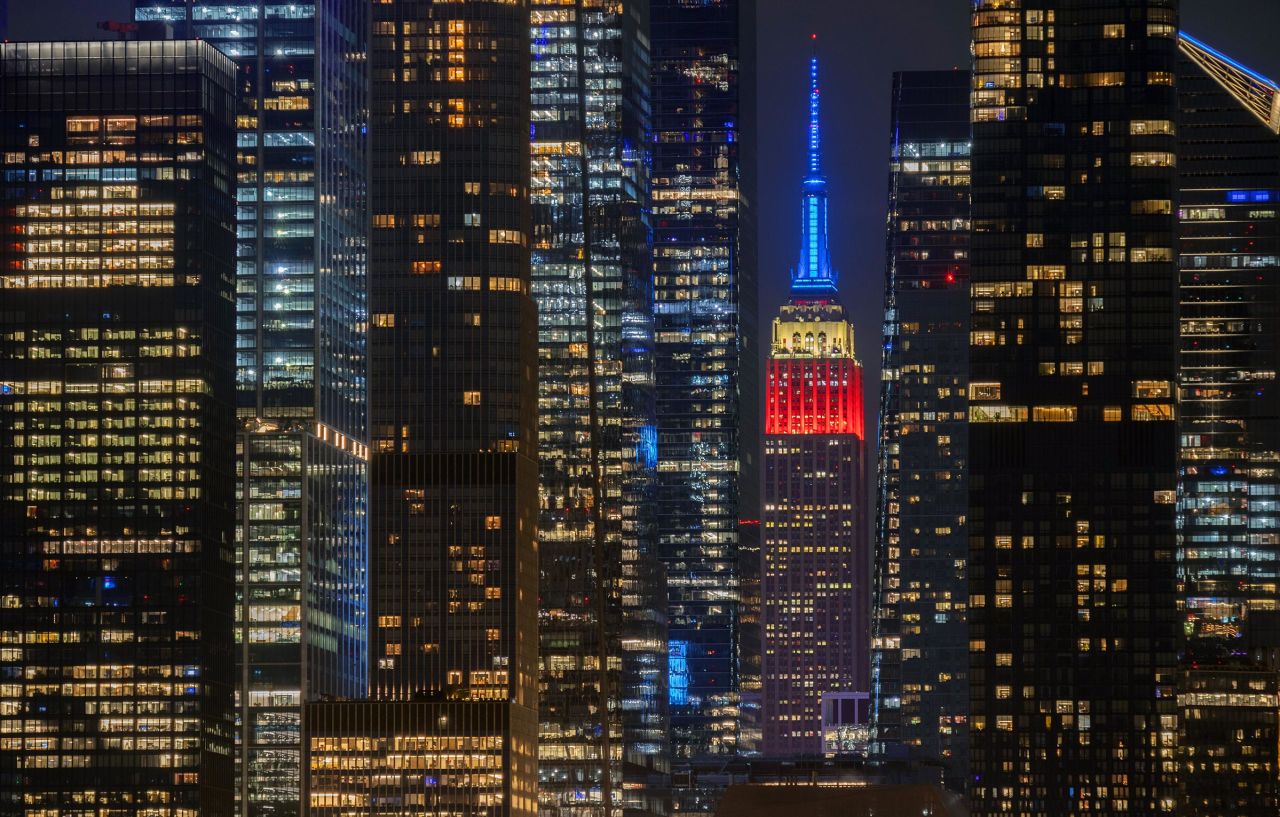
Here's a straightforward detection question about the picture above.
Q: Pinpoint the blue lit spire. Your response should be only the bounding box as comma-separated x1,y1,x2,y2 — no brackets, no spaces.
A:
792,42,837,296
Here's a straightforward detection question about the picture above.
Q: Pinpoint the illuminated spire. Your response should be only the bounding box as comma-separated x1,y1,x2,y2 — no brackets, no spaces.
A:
807,37,822,177
792,40,837,295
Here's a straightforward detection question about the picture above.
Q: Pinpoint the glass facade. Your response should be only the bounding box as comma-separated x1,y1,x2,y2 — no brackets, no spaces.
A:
1176,32,1280,815
0,40,238,816
968,2,1181,814
129,3,370,814
529,2,666,817
649,0,757,775
359,1,540,815
760,55,867,759
870,69,970,792
305,701,538,817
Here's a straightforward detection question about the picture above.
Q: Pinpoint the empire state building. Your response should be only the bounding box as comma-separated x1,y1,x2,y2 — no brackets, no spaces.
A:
761,50,870,757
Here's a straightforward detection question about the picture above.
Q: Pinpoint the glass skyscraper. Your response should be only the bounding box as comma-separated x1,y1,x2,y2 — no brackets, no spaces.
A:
529,3,666,817
969,2,1181,814
303,2,539,816
0,39,238,816
870,69,970,792
1176,31,1280,815
649,0,757,777
761,54,868,759
129,3,370,814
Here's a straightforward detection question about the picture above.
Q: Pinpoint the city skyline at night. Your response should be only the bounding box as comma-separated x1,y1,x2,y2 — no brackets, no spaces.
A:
9,1,1280,442
9,3,1280,817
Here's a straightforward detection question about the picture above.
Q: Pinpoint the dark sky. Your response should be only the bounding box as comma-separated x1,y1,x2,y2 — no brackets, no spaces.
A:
10,1,1280,441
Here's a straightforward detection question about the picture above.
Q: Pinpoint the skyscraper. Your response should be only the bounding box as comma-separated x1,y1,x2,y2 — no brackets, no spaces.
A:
130,3,370,814
650,0,757,775
0,39,238,816
968,2,1181,814
305,1,539,815
1176,31,1280,815
760,53,868,759
529,3,667,816
870,69,970,791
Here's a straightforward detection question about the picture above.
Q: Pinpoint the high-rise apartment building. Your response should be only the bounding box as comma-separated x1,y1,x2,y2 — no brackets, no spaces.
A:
1176,31,1280,816
760,55,867,758
968,3,1181,814
870,69,970,791
529,3,667,816
650,0,757,773
130,3,370,814
304,2,539,816
0,39,238,816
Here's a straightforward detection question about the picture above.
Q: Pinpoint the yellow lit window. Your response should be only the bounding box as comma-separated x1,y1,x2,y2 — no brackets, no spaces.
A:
1131,152,1175,167
1033,405,1077,422
969,382,1001,401
488,229,524,245
1026,264,1065,280
1133,380,1171,399
1130,119,1174,135
463,391,481,406
1132,404,1174,421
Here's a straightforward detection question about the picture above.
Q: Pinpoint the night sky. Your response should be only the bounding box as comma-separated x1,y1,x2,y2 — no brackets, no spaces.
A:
10,0,1280,441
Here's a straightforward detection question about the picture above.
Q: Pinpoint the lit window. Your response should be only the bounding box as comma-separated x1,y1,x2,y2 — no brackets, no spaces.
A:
1132,404,1173,422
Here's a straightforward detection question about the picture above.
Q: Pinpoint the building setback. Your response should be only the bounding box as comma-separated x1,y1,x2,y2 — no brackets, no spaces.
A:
870,69,970,791
1176,31,1280,816
130,2,371,813
649,0,758,782
761,53,868,759
0,39,238,816
529,2,668,815
968,2,1181,814
305,1,539,816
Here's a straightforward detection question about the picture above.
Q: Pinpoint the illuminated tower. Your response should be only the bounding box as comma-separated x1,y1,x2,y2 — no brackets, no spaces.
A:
760,52,868,759
870,69,970,791
0,39,238,816
650,0,758,777
305,3,539,817
968,2,1180,814
529,3,668,816
1176,32,1280,816
130,3,370,813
